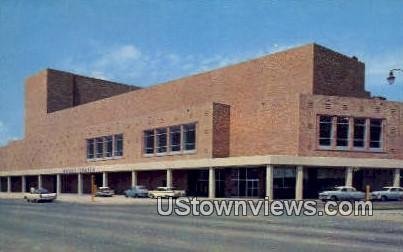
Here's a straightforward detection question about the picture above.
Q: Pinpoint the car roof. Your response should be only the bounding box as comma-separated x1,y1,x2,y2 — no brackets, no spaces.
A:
334,186,354,189
99,187,110,189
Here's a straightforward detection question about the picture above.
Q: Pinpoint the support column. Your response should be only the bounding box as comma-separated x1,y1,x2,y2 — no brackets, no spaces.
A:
208,167,216,198
295,166,303,200
56,174,61,194
266,165,274,200
21,176,26,193
102,172,108,187
166,169,173,188
393,169,401,187
131,171,137,187
7,176,11,193
38,175,42,188
345,167,353,187
77,173,83,195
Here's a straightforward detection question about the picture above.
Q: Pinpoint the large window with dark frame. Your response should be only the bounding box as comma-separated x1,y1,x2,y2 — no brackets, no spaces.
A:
156,128,168,153
369,119,382,149
319,116,333,147
183,123,196,151
336,117,349,148
317,115,384,152
143,123,196,156
144,130,154,154
353,119,366,148
169,126,181,152
86,134,124,160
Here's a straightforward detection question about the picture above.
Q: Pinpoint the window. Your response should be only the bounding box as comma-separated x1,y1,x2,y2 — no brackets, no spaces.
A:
86,139,95,159
104,136,113,157
317,115,384,152
369,119,382,149
143,122,197,156
319,116,332,147
86,134,124,160
353,119,366,148
95,137,104,158
183,123,196,151
144,130,154,154
156,128,167,153
169,126,181,152
114,134,123,156
336,117,349,147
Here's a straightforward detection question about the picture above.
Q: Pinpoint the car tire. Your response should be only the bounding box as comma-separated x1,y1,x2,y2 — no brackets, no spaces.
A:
381,195,387,201
330,196,338,201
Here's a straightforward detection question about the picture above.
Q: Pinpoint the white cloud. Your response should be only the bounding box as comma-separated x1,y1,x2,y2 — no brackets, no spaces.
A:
0,121,18,146
61,43,303,86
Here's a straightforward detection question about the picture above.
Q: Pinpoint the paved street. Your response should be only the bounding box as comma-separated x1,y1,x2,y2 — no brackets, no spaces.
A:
0,199,403,252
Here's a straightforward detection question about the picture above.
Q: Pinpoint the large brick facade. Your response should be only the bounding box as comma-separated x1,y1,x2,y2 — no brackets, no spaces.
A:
0,43,402,174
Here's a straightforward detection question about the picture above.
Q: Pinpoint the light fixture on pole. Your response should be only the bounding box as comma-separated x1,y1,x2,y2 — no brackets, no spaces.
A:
387,69,403,85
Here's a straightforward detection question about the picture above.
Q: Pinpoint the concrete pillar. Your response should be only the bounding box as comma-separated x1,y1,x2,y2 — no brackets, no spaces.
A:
77,173,83,195
38,175,42,188
166,169,173,187
56,174,61,194
295,166,303,200
393,169,401,187
7,176,11,193
131,171,137,187
266,164,274,200
21,176,26,193
208,167,216,198
102,172,108,187
345,167,353,187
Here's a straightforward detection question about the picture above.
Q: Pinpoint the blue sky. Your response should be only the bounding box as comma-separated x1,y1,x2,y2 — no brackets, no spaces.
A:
0,0,402,145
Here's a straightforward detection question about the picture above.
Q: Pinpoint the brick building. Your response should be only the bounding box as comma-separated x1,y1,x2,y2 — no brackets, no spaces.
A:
0,43,402,199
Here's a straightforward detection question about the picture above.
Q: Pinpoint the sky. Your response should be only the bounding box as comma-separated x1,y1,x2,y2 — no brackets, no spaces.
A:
0,0,402,145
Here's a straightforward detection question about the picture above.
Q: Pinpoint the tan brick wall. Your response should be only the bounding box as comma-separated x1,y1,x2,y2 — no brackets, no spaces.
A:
2,43,400,174
298,94,403,159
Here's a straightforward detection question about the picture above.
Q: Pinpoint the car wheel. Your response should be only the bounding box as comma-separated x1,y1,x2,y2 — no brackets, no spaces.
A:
125,194,128,198
381,195,387,201
330,196,338,201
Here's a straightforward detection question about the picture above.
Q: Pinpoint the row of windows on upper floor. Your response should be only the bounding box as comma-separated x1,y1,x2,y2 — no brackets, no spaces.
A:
86,123,197,161
318,116,384,151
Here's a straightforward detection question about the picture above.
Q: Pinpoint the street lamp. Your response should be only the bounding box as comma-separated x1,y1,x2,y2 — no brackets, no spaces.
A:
387,69,403,85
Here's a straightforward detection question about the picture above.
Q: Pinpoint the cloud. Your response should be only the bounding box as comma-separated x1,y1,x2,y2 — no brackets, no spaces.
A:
0,121,18,146
61,43,299,86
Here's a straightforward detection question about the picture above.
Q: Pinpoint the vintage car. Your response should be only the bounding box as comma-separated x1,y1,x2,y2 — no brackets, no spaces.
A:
124,185,149,198
95,186,115,197
319,186,365,201
24,188,57,203
148,187,186,199
371,187,403,201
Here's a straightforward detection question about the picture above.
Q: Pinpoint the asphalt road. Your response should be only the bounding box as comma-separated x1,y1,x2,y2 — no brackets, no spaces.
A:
0,199,402,252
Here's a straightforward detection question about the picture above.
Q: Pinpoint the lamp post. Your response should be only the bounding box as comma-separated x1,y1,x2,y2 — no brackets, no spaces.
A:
386,69,403,85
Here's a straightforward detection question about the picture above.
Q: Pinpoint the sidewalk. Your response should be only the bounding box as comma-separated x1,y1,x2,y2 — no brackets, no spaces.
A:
0,192,155,205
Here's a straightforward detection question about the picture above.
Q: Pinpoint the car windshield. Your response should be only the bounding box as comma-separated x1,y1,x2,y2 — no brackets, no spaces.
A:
330,187,342,191
136,186,146,190
35,188,49,194
382,187,391,191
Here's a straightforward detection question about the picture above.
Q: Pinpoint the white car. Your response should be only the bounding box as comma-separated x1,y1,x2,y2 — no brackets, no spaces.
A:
319,186,365,201
24,188,57,203
148,187,186,199
371,187,403,201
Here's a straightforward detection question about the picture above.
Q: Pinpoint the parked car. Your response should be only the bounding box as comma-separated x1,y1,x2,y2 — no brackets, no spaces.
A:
124,185,149,198
95,187,114,197
371,187,403,201
24,188,57,203
319,186,365,201
148,187,186,199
